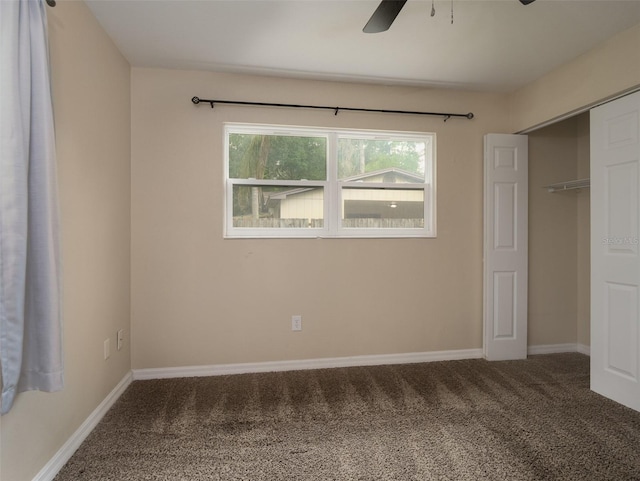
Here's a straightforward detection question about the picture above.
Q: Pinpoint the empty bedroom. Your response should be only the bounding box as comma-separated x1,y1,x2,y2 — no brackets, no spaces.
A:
1,1,640,480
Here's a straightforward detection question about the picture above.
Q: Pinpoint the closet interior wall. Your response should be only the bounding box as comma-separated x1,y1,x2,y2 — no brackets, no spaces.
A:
527,112,590,349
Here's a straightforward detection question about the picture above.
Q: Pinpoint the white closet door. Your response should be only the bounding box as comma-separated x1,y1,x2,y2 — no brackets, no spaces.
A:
591,91,640,412
483,134,528,361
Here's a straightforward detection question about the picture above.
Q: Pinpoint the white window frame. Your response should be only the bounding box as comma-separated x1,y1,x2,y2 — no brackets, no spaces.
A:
224,123,436,239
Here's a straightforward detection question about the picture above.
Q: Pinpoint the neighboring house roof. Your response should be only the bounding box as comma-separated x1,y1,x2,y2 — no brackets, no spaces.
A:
266,167,424,203
340,167,424,183
268,187,315,201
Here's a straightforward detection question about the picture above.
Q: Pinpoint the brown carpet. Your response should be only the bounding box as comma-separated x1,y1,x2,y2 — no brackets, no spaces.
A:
54,353,640,480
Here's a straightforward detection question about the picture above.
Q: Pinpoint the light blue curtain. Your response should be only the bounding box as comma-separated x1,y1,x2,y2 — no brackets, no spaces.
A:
0,0,63,415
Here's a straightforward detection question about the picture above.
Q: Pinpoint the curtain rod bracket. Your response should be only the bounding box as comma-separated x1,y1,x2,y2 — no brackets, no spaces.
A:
191,96,474,121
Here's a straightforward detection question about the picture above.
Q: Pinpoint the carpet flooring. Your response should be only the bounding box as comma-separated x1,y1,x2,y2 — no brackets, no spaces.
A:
54,353,640,480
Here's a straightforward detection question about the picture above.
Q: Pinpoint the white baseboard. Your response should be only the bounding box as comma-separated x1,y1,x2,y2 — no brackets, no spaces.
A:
33,372,133,481
132,348,485,380
577,343,591,356
132,344,594,381
528,343,591,356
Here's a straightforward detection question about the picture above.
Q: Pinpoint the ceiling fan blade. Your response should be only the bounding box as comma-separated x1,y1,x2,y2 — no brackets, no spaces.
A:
363,0,408,33
519,0,536,4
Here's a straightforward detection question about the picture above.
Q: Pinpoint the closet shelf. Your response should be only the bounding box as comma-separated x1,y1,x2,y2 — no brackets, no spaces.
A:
544,178,590,193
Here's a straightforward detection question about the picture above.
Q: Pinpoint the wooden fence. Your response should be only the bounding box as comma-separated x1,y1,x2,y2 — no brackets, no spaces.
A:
233,218,424,228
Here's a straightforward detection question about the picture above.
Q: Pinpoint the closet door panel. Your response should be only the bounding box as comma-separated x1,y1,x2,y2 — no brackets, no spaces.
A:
484,134,528,361
591,90,640,412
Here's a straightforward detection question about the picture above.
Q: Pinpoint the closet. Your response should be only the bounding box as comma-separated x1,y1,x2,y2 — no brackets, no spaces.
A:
527,112,591,354
483,114,590,360
486,92,640,411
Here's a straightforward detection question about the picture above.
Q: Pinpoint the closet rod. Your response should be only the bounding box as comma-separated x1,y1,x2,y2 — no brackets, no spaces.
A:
544,178,590,193
191,97,474,121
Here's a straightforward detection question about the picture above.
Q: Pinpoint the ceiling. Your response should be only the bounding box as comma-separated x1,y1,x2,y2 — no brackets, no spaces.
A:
85,0,640,92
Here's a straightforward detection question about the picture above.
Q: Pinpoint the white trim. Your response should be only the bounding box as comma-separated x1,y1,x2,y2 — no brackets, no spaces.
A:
132,348,484,380
527,343,590,356
32,372,133,481
577,343,591,356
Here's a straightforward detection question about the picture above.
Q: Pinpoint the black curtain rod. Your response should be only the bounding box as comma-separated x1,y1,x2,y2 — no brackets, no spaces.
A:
45,0,56,7
191,97,474,121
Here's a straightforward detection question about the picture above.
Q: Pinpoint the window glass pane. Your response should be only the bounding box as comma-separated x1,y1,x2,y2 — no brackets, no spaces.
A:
337,138,427,181
229,133,327,181
232,185,324,228
341,188,424,228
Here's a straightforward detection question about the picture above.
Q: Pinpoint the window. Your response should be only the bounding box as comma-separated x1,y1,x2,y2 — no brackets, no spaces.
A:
224,124,436,238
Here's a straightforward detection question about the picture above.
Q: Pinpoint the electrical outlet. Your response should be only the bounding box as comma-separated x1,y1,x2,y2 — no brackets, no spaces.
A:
117,329,124,351
104,338,111,360
292,315,302,331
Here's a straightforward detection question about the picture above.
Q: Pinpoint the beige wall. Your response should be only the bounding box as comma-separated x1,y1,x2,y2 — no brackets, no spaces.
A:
130,68,511,369
131,14,640,369
0,2,131,480
510,23,640,133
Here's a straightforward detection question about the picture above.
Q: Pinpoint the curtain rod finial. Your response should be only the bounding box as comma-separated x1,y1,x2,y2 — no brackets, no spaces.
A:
46,0,56,7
